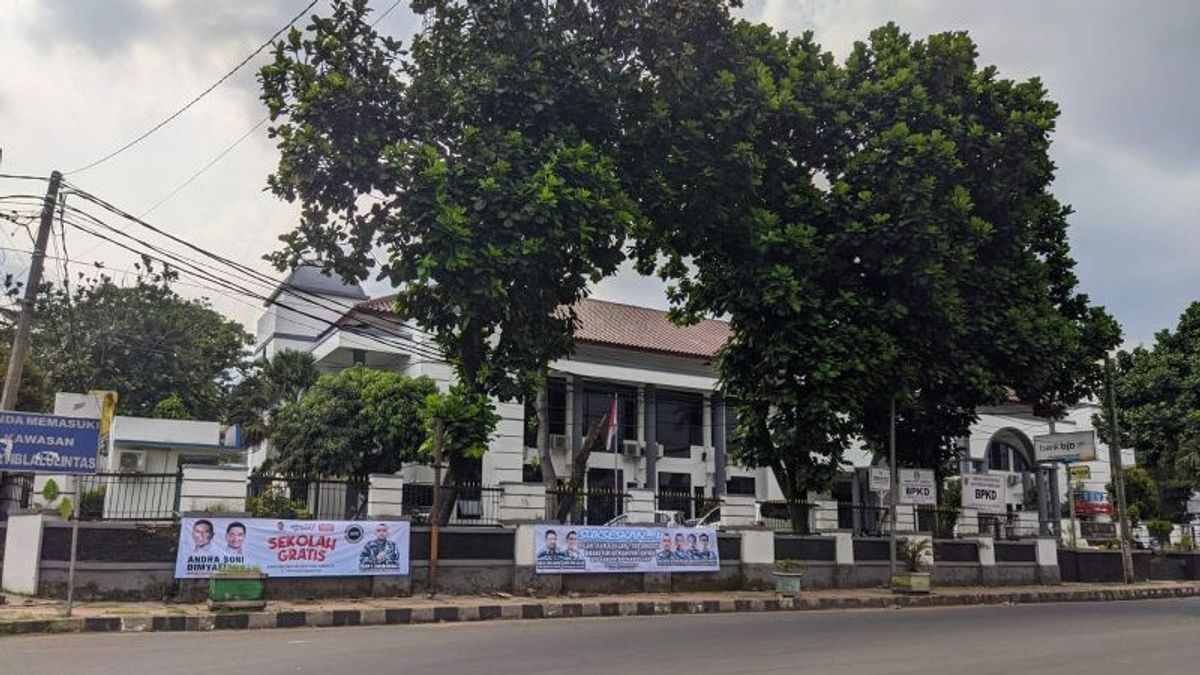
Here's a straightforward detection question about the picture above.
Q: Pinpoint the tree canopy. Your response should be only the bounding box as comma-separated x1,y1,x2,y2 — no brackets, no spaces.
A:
6,265,251,418
268,366,438,477
225,350,321,447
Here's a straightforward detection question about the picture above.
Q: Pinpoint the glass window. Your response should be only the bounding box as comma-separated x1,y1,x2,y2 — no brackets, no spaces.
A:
523,378,567,448
657,391,703,458
581,382,638,452
987,441,1031,473
726,476,756,496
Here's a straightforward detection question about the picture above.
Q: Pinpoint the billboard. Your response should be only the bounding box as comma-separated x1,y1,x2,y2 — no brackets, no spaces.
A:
960,474,1007,514
175,518,409,578
533,525,720,574
898,469,937,505
1034,430,1097,463
0,411,101,474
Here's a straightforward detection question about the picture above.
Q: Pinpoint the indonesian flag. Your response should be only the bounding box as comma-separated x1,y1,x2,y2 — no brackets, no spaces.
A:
606,395,619,452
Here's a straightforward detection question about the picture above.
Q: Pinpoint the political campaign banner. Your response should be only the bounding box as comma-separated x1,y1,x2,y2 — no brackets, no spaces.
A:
898,468,937,505
0,411,101,474
533,525,720,574
1033,430,1097,463
960,474,1007,514
175,517,409,578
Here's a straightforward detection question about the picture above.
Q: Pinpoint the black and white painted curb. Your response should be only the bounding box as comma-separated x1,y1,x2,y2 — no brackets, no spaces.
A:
2,585,1197,636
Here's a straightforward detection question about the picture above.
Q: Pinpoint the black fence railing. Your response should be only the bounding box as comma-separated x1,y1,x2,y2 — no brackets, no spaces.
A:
838,502,890,537
916,506,960,538
403,482,503,526
247,476,369,520
758,501,817,534
975,513,1047,540
655,491,720,523
545,487,630,525
76,472,182,521
0,473,34,518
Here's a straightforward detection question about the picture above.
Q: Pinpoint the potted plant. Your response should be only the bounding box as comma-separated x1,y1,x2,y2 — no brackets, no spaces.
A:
773,559,806,596
208,565,267,610
891,537,932,594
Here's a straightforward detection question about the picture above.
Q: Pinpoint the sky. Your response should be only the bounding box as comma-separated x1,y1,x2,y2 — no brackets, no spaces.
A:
0,0,1196,348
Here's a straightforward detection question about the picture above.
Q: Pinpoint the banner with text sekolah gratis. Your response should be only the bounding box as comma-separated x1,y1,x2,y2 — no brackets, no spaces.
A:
0,411,101,474
533,525,720,574
175,517,410,578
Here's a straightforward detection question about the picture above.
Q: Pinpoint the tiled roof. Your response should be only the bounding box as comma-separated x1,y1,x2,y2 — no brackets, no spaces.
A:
350,296,729,359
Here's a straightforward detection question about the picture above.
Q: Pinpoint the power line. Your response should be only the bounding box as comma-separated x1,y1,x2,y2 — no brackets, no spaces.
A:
65,0,320,175
140,117,269,217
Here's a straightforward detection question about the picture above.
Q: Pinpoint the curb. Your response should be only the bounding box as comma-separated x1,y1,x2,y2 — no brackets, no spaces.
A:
2,585,1197,637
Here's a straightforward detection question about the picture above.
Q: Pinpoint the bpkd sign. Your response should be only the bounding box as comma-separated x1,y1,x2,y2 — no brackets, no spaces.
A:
960,474,1007,514
1034,430,1097,463
898,469,937,506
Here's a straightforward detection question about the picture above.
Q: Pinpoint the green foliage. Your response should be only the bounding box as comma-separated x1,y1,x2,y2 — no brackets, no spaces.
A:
420,385,502,482
1109,466,1159,525
1145,519,1174,546
15,265,251,418
79,486,106,519
260,0,641,435
268,366,437,477
57,497,73,520
774,559,807,573
152,394,192,420
225,350,320,447
1103,302,1200,502
41,478,60,503
245,485,311,519
897,537,933,572
0,343,53,412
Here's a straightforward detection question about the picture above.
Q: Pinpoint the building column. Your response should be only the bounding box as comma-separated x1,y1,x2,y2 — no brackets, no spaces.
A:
570,374,584,462
713,394,728,498
643,384,657,490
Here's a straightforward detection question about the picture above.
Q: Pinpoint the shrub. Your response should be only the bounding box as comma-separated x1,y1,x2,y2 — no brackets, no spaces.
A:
897,537,933,572
79,486,106,519
1146,519,1174,547
246,484,311,519
41,478,60,503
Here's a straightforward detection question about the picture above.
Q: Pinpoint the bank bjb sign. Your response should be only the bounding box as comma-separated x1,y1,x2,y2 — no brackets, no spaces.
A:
1033,430,1097,463
898,469,936,506
961,474,1007,514
0,411,101,474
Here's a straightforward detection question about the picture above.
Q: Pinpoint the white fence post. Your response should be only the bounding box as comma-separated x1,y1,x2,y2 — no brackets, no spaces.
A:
178,465,247,513
367,474,404,518
498,482,546,522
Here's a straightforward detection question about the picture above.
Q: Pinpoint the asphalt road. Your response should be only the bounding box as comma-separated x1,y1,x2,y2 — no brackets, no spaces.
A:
5,599,1199,674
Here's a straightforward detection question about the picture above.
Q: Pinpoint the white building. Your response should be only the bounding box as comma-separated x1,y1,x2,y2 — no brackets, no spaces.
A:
254,270,1129,528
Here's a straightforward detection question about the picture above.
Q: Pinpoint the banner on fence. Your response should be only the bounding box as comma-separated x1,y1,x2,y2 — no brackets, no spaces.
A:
533,525,720,574
1033,430,1097,463
174,517,409,578
0,411,101,474
960,474,1007,514
898,469,937,505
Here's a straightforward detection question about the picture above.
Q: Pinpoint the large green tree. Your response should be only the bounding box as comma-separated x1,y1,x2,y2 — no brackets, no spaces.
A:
9,266,251,418
225,350,321,447
268,366,438,477
1104,302,1200,519
259,0,642,486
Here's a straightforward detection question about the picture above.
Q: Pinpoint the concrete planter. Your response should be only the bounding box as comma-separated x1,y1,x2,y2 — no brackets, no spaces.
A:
891,572,931,594
773,571,805,596
208,571,266,610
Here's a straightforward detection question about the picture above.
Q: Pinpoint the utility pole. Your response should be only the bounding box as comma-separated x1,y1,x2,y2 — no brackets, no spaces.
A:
428,418,444,597
1103,354,1134,583
888,397,898,578
1,171,61,410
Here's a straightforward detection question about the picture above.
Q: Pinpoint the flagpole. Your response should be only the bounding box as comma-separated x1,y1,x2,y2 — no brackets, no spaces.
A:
612,394,620,521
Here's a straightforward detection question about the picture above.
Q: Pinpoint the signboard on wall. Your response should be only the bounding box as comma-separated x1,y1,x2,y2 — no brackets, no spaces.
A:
1033,430,1097,463
960,474,1007,514
898,469,937,506
869,467,892,492
1069,465,1091,481
174,518,410,579
0,411,101,474
533,525,720,574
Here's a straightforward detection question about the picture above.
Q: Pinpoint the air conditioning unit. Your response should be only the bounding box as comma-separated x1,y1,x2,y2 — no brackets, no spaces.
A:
117,450,146,474
549,434,568,452
622,440,642,457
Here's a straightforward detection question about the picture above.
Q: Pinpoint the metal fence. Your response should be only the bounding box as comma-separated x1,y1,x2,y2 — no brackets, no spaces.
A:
0,473,34,517
76,472,182,521
655,491,720,522
403,482,503,526
247,476,369,520
545,487,630,525
758,501,817,534
837,502,891,537
916,506,961,538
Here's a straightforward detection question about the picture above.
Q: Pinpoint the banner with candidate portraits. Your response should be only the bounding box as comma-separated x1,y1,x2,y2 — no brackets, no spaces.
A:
533,525,721,574
174,517,409,578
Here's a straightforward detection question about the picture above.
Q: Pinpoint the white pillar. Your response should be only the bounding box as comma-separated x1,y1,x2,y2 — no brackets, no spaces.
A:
498,482,547,522
721,494,756,527
2,512,45,594
179,465,247,513
625,488,656,524
367,474,404,517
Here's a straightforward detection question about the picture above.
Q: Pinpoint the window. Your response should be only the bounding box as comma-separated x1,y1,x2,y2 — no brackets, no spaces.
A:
726,476,756,496
987,441,1031,473
522,463,541,483
581,382,638,452
657,391,703,457
523,378,568,448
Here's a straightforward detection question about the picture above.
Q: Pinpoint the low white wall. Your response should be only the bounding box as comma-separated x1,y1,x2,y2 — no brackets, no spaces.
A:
2,512,45,594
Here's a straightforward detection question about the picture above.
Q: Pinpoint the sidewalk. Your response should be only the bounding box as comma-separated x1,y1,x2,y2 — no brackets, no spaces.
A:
2,581,1197,636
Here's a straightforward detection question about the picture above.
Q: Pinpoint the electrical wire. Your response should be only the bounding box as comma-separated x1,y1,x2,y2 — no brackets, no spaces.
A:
140,117,269,217
66,0,320,175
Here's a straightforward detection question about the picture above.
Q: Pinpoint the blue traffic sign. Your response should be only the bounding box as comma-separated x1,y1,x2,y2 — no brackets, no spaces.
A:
0,411,102,474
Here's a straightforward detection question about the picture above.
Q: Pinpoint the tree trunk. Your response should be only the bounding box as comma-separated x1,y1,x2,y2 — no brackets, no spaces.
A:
536,374,557,486
553,411,610,523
